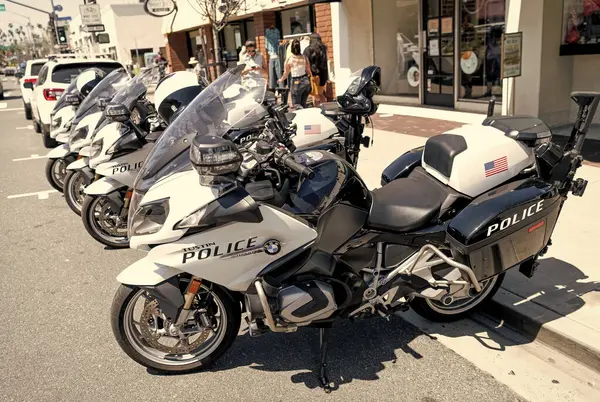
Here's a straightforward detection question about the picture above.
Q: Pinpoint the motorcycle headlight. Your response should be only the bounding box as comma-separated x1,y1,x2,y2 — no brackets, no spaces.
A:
69,125,89,147
130,198,170,236
190,135,242,177
90,138,103,159
174,205,208,230
107,125,142,155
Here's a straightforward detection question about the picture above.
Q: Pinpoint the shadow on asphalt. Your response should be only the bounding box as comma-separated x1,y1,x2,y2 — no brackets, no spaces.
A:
144,258,599,390
1,95,22,102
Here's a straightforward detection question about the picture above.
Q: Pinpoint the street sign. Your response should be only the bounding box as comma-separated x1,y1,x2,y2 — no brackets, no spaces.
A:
54,5,63,12
79,4,102,26
82,24,105,33
0,4,6,12
143,0,176,17
57,16,72,22
501,32,523,79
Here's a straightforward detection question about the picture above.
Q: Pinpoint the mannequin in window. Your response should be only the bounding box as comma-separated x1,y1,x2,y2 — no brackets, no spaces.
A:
265,24,281,90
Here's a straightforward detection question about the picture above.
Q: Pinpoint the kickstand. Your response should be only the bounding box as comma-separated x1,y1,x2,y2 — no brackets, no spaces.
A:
318,326,334,393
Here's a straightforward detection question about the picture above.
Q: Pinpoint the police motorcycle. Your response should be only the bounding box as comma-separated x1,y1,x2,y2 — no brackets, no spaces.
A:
81,67,374,249
110,61,598,390
44,68,130,192
48,79,79,144
62,67,162,216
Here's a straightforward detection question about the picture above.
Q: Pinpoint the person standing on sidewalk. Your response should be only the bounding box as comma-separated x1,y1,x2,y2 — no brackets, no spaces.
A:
303,33,328,106
278,39,312,108
265,25,282,90
240,41,263,88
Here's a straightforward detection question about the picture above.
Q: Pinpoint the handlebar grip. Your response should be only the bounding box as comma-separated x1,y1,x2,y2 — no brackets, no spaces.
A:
282,155,315,179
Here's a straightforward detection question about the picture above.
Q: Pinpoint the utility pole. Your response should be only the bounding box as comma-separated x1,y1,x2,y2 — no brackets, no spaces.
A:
49,0,60,48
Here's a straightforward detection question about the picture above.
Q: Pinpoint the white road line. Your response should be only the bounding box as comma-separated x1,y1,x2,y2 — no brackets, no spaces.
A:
4,92,11,97
15,125,33,130
0,108,22,112
13,154,47,162
0,103,7,109
379,114,394,118
7,190,59,200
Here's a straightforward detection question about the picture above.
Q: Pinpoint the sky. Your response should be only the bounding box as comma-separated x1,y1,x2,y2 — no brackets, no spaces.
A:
0,0,85,33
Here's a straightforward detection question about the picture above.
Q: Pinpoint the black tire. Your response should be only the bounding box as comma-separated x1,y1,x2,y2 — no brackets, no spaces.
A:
410,273,505,322
33,117,41,133
111,283,241,373
42,127,58,148
63,170,88,216
81,194,129,249
45,157,68,192
24,103,32,120
0,92,4,100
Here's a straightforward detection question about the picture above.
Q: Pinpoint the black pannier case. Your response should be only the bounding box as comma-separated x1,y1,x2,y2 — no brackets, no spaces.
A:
446,178,561,281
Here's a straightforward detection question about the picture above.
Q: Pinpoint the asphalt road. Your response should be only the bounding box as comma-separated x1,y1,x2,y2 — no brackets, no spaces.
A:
0,77,524,402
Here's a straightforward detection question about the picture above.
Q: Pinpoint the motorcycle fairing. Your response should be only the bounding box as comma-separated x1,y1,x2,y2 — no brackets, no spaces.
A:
66,158,88,171
92,143,154,189
47,143,70,159
84,177,127,196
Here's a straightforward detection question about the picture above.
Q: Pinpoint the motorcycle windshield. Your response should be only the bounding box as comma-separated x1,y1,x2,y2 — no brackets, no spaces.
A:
109,67,159,110
134,64,266,193
52,80,79,113
72,68,130,127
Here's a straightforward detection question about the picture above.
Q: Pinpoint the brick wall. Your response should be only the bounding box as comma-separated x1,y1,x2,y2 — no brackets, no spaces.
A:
165,31,187,72
314,3,335,100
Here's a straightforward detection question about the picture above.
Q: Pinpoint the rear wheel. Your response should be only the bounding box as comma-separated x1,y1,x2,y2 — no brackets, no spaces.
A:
63,170,90,215
44,157,71,192
33,116,41,133
410,273,504,322
111,282,241,373
81,194,129,248
0,92,4,100
24,103,32,120
42,125,58,148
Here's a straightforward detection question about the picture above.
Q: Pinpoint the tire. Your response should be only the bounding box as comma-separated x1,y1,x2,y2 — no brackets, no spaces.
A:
33,117,41,133
111,282,241,373
410,273,505,322
63,170,90,216
45,157,70,192
24,103,32,120
42,126,58,148
81,194,130,248
0,92,4,100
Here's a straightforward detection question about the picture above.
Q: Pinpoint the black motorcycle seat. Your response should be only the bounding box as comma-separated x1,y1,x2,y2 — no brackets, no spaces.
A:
368,167,463,232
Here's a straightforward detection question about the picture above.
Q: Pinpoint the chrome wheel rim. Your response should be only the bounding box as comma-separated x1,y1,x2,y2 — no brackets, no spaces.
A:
425,276,497,315
67,171,86,211
123,286,228,366
87,195,129,245
53,159,67,187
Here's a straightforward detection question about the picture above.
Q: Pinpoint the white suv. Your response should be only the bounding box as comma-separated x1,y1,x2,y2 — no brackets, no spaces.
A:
20,59,48,120
31,58,124,147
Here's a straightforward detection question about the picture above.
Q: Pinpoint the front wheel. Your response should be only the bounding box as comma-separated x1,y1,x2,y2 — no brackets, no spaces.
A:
81,194,129,248
44,156,73,192
63,170,90,216
410,273,504,322
111,282,241,373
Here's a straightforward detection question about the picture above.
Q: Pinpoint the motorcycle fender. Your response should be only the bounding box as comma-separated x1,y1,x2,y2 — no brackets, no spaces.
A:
79,146,91,158
117,256,182,286
46,144,70,159
80,166,95,181
50,127,67,139
55,133,70,143
66,157,88,171
84,177,126,196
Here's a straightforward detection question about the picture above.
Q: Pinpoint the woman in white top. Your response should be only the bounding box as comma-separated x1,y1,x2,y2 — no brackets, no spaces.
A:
278,39,312,108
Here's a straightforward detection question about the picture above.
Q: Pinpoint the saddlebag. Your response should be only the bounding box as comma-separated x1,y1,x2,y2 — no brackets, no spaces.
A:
446,178,561,281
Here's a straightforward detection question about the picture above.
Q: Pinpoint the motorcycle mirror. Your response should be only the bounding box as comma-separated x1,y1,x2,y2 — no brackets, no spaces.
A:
105,103,131,122
65,93,80,106
23,81,34,90
97,97,111,111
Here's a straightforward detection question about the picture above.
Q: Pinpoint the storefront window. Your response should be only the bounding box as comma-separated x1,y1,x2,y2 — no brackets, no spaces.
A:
280,6,312,36
459,0,505,101
372,0,420,96
561,0,600,55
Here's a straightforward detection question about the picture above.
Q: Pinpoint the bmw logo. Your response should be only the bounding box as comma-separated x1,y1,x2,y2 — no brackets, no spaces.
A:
263,239,281,255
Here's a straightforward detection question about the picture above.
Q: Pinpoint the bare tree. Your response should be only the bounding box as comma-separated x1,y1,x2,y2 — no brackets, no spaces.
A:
193,0,245,75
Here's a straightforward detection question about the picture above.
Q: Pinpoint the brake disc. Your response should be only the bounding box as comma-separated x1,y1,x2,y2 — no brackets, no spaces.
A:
139,299,211,354
96,199,127,237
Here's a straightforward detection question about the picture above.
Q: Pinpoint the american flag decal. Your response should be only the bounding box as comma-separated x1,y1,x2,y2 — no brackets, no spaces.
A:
484,156,508,177
304,124,321,135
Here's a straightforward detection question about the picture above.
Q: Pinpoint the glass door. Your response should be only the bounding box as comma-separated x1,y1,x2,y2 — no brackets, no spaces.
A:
423,0,455,107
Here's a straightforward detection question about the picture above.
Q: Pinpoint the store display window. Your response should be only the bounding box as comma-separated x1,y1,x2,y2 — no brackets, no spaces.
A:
372,0,420,96
280,6,313,36
561,0,600,55
458,0,505,101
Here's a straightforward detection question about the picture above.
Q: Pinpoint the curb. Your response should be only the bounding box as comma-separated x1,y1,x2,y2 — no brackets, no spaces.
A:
483,288,600,373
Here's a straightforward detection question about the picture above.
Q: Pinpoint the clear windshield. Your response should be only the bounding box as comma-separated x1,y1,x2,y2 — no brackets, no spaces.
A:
109,67,160,110
74,68,130,125
134,64,266,192
52,80,79,113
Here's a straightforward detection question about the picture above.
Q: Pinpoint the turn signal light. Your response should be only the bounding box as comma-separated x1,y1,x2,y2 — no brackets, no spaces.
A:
528,220,545,233
43,88,65,101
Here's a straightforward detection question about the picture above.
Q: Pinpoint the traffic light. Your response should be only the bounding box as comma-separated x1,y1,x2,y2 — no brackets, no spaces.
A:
57,26,67,45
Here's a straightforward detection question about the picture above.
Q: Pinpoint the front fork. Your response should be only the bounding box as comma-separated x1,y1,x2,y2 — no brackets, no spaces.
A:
175,277,203,326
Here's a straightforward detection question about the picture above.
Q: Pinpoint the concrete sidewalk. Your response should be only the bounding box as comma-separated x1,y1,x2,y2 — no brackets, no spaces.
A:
358,105,600,373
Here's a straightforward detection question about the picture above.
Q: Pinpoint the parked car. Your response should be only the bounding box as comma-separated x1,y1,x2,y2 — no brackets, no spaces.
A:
4,67,16,76
30,58,124,147
20,59,48,120
0,79,4,100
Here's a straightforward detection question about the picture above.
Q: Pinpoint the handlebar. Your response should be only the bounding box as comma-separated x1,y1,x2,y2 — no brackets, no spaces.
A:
281,153,315,179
